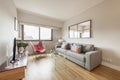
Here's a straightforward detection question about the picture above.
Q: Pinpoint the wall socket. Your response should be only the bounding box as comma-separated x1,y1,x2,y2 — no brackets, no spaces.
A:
102,57,112,63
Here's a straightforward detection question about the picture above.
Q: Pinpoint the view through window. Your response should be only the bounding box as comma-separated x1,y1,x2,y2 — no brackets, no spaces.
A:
40,27,52,40
23,24,52,40
24,25,39,40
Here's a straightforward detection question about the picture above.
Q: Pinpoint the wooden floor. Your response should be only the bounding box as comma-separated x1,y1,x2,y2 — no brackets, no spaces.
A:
24,53,120,80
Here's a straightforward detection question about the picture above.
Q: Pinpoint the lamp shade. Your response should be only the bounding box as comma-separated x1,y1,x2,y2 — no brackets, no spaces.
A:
58,39,64,43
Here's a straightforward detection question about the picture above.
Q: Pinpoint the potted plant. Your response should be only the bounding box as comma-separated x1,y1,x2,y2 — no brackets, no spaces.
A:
17,41,28,56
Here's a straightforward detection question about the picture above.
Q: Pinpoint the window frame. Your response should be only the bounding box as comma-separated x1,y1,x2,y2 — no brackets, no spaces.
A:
20,24,53,41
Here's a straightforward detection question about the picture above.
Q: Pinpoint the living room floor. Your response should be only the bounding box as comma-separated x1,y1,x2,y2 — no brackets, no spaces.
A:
23,53,120,80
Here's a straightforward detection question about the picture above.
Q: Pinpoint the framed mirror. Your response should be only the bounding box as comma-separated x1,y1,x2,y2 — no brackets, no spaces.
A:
69,25,78,39
69,20,91,38
78,20,91,38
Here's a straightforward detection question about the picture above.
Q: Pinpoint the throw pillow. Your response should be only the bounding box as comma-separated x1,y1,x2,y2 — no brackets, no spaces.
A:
76,46,81,53
61,43,70,50
71,45,76,52
82,44,94,53
61,43,66,49
71,45,81,53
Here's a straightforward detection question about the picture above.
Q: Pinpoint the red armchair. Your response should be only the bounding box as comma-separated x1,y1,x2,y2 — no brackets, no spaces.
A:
31,41,46,53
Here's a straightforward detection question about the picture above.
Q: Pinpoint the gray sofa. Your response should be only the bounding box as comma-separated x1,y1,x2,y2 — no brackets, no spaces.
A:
55,43,102,71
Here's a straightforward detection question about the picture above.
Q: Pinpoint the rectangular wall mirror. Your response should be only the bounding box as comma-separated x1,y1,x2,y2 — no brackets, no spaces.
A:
69,25,78,38
69,20,91,38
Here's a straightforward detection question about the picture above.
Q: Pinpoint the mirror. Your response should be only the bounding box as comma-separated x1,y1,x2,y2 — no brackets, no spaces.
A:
78,20,91,38
69,20,91,38
69,25,78,38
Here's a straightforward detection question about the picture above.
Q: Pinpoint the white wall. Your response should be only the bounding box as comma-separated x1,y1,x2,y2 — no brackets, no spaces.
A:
18,9,64,28
62,0,120,70
0,0,17,65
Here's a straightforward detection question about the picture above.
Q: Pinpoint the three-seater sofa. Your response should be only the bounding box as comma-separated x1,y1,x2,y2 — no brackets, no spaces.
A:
55,43,102,71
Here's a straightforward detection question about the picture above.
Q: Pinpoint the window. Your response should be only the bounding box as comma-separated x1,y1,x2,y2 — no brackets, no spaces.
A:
40,27,52,40
24,25,39,40
22,24,52,40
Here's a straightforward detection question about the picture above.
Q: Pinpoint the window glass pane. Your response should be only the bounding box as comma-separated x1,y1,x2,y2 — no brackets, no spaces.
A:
24,25,39,40
40,27,52,40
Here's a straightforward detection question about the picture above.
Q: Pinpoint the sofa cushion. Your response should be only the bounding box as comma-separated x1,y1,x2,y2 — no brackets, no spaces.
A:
66,51,85,62
82,44,94,53
56,48,67,54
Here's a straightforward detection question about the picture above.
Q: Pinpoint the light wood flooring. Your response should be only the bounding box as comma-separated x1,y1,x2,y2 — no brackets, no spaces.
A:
24,53,120,80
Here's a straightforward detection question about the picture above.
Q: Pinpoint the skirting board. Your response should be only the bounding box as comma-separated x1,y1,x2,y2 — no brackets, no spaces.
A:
102,61,120,71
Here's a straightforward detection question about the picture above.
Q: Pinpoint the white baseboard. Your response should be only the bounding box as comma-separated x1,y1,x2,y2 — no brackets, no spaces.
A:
102,61,120,71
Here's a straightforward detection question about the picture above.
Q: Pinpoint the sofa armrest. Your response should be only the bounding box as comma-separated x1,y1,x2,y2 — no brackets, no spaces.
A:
55,45,61,48
85,50,102,71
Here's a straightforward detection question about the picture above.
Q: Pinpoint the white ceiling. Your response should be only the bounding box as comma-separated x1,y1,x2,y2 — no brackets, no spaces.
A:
13,0,104,21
